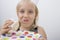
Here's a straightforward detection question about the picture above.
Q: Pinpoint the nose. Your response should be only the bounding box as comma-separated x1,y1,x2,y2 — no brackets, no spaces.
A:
23,12,28,18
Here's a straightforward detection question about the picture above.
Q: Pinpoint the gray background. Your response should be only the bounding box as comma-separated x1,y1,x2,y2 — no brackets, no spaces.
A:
0,0,60,40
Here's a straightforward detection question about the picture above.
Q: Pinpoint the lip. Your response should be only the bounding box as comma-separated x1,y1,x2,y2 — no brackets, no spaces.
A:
23,19,29,22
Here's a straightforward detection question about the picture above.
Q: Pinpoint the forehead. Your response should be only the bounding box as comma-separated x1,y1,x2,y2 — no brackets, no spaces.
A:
18,1,35,10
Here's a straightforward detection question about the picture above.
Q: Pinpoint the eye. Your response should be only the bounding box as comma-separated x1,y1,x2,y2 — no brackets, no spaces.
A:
28,10,33,14
19,10,24,13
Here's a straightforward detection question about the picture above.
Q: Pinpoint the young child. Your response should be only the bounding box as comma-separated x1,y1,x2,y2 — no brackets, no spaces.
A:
0,0,47,40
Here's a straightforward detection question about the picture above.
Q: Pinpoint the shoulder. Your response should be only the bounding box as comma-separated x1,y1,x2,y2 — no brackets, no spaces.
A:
37,26,47,38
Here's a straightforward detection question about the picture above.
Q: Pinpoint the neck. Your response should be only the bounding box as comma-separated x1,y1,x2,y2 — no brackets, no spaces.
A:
20,25,31,31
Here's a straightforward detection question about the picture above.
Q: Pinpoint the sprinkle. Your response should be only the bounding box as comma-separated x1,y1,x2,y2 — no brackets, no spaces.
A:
3,37,9,40
2,34,6,36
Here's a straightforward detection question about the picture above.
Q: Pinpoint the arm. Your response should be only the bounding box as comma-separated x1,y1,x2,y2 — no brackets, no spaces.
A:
38,26,47,40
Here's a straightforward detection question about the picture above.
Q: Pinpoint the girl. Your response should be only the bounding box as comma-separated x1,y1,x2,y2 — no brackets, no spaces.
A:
0,0,47,40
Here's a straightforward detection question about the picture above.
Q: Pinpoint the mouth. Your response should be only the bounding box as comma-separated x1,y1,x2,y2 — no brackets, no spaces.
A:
23,19,29,22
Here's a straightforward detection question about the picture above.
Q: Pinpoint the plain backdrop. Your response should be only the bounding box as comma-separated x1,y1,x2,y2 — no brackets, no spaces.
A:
0,0,60,40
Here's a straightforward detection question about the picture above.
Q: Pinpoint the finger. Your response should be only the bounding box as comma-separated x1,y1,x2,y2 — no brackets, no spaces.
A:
1,27,11,33
2,24,12,29
38,38,44,40
2,20,14,29
2,25,12,29
4,20,14,26
38,38,40,40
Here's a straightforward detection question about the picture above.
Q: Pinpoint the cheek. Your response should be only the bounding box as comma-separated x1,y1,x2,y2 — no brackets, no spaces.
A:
29,14,35,21
17,13,23,20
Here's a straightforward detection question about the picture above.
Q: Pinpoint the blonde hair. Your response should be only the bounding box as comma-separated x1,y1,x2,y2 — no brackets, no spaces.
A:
15,0,38,30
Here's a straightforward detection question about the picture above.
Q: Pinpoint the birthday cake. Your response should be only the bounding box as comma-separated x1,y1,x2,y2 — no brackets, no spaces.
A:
0,31,42,40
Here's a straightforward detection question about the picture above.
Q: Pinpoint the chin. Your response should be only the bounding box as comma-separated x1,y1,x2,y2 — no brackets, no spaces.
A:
22,21,30,24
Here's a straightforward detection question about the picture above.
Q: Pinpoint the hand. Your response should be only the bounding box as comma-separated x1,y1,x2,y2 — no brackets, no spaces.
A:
0,20,14,34
38,37,47,40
